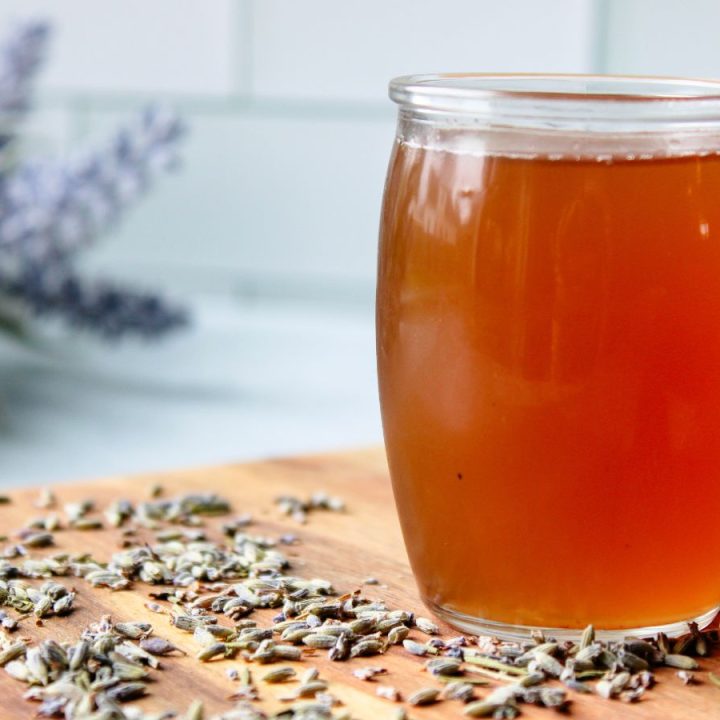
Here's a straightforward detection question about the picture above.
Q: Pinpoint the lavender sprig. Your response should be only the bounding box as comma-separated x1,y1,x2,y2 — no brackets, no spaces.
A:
0,106,185,262
1,266,187,339
0,19,190,341
0,20,48,154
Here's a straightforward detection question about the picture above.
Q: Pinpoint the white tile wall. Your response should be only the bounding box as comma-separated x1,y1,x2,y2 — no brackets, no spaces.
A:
0,296,380,485
251,0,597,102
11,0,596,289
604,0,720,78
79,110,395,287
10,0,720,296
0,0,240,96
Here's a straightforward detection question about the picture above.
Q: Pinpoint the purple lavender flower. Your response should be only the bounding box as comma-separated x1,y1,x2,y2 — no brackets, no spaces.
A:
0,106,185,262
0,20,48,155
0,20,189,339
2,267,187,339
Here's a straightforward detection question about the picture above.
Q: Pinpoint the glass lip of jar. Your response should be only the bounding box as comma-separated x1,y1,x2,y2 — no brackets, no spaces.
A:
389,73,720,131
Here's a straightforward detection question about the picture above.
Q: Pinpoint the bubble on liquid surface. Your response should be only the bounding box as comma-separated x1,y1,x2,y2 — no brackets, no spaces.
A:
399,135,720,163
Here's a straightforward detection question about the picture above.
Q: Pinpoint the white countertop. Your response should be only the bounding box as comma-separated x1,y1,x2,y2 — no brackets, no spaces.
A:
0,295,382,487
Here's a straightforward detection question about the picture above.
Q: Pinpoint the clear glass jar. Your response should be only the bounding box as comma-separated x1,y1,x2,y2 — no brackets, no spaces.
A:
377,74,720,640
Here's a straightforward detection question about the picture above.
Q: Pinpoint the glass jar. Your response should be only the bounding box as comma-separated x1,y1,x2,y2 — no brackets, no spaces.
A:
377,74,720,640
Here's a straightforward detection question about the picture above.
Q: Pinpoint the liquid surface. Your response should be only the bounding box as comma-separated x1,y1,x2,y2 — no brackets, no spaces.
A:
377,140,720,629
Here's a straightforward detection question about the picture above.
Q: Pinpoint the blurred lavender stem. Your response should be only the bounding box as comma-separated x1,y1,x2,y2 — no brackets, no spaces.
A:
0,19,189,341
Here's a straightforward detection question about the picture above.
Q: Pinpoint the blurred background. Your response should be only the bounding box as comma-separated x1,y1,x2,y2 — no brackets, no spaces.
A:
0,0,718,485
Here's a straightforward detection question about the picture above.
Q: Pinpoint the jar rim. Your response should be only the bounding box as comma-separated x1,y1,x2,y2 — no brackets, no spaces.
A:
389,74,720,130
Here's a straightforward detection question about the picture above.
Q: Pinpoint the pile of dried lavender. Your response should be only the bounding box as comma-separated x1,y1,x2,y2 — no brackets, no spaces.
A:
0,614,175,718
274,493,345,525
0,579,75,620
0,487,718,720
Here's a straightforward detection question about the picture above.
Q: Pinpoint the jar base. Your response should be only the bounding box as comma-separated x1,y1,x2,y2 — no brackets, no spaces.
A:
427,599,719,642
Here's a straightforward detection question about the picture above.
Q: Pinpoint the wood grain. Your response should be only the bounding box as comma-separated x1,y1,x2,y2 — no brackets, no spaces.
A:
0,448,718,718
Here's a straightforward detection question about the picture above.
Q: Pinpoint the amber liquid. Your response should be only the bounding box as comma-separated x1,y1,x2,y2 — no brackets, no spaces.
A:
377,140,720,630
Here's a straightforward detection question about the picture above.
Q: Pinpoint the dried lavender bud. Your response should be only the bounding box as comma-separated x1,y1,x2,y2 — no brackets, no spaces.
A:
34,489,56,509
303,633,337,649
464,698,517,717
352,666,387,681
387,624,409,645
262,666,296,683
64,500,93,522
442,681,476,702
139,637,185,656
537,687,569,709
677,670,697,685
33,594,52,617
688,621,709,656
664,654,699,670
196,642,226,662
275,492,345,523
1,616,17,631
408,687,440,706
293,680,329,698
617,648,649,673
579,624,594,649
105,680,147,702
273,645,302,661
426,657,463,676
350,638,383,658
597,671,631,699
0,641,26,666
145,602,166,614
415,617,439,635
403,639,428,657
376,685,401,702
115,622,153,640
20,531,53,548
182,700,204,720
326,632,350,662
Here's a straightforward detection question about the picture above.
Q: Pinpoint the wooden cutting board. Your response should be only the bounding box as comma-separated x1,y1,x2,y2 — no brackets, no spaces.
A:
0,448,719,719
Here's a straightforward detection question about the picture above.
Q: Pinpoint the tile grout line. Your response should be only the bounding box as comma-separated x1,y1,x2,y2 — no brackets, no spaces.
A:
228,0,255,101
67,96,93,143
240,0,255,99
590,0,611,74
35,92,393,122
